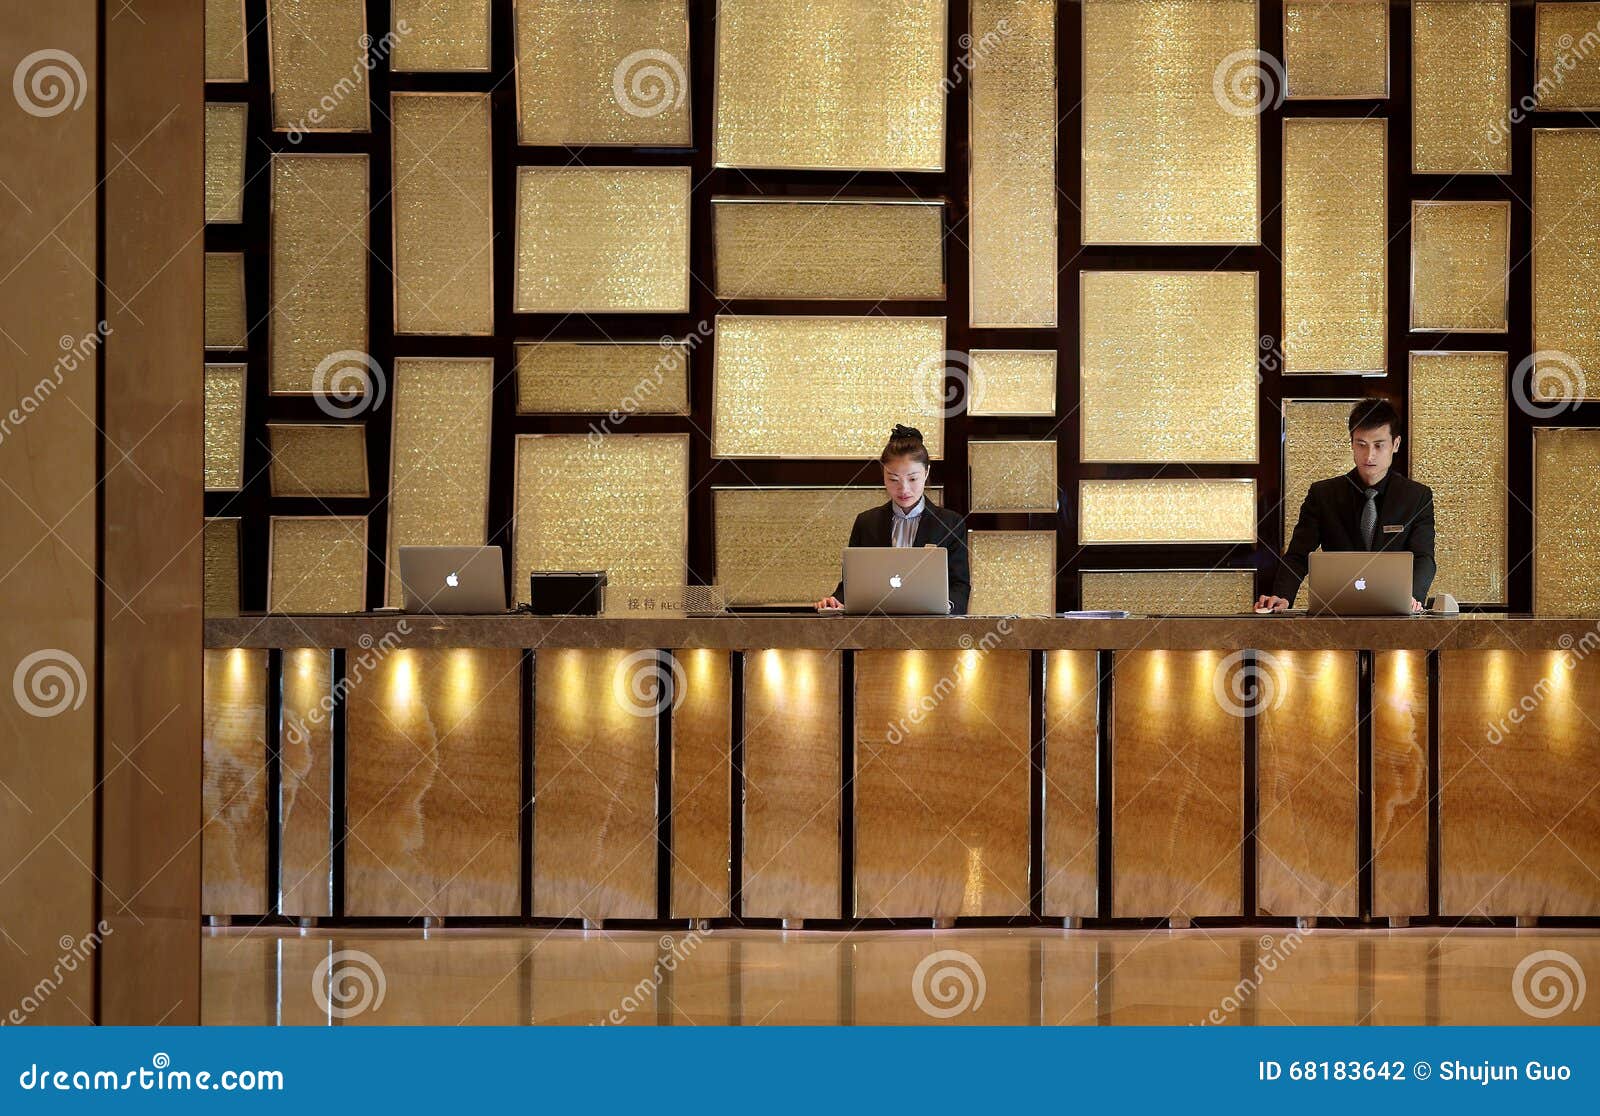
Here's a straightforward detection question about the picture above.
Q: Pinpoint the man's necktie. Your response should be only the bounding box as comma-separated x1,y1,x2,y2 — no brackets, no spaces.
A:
1360,487,1379,550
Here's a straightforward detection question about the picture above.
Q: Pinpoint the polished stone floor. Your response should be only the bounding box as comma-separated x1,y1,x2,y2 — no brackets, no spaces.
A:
200,927,1600,1026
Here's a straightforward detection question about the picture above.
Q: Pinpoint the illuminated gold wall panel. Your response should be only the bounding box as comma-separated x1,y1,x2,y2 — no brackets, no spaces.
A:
713,0,946,171
969,439,1057,513
1080,271,1259,463
346,648,522,916
206,0,248,81
743,650,841,919
1533,130,1600,391
713,486,943,606
516,341,689,415
385,359,494,606
515,0,690,146
1256,650,1359,917
267,0,370,131
204,252,247,350
202,649,268,914
1410,201,1510,333
854,650,1031,918
267,423,368,498
1112,650,1243,917
513,434,689,609
392,0,491,71
1412,0,1510,174
1373,650,1429,918
1079,569,1256,615
267,516,367,613
969,350,1055,417
204,518,241,617
1079,479,1256,544
513,166,689,314
1043,650,1098,916
711,316,947,459
969,0,1056,327
1533,428,1600,615
1535,2,1600,109
280,648,333,917
1082,0,1259,244
1283,118,1386,374
392,94,493,335
204,363,246,491
204,103,246,223
671,649,732,919
533,649,658,921
711,199,944,301
269,155,369,394
1440,651,1600,915
968,530,1056,616
1284,0,1387,99
1410,352,1507,604
1282,399,1353,545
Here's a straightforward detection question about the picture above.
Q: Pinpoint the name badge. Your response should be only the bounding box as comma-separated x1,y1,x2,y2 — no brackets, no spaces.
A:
1382,524,1403,534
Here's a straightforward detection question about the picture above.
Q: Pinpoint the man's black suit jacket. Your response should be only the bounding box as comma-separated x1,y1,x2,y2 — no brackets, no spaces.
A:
1271,469,1437,603
831,501,972,615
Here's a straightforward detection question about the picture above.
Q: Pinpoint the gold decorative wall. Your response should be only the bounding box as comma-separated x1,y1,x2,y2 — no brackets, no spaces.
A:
712,199,944,301
515,0,690,146
713,486,943,606
391,94,494,335
1410,201,1510,333
711,316,946,459
203,363,246,491
516,341,690,415
268,155,369,394
969,439,1058,513
513,166,690,313
1535,2,1600,109
1533,428,1600,615
513,434,689,609
205,0,248,81
267,0,370,132
1079,271,1259,463
393,0,491,72
1079,569,1256,614
1284,0,1388,99
712,0,947,170
204,252,247,349
267,516,368,613
967,530,1056,616
203,518,241,616
1079,480,1256,545
969,0,1057,327
1412,0,1510,174
1533,129,1600,393
1081,0,1259,245
1282,399,1354,546
203,103,246,223
385,359,494,606
968,350,1056,417
1410,352,1507,604
266,423,368,498
1283,117,1386,374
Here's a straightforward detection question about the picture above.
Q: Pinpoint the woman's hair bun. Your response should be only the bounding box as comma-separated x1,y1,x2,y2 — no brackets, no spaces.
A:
890,423,923,442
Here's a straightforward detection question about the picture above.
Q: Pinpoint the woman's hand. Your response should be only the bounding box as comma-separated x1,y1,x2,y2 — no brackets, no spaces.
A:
816,596,843,612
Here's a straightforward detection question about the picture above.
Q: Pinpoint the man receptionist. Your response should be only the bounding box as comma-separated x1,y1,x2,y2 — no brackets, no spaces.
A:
1255,397,1436,613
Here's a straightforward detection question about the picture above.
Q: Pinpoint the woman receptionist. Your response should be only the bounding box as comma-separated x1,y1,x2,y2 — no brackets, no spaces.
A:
814,424,972,614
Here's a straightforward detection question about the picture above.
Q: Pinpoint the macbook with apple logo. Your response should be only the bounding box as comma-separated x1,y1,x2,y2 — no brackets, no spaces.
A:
397,545,508,614
840,546,950,615
1306,551,1413,616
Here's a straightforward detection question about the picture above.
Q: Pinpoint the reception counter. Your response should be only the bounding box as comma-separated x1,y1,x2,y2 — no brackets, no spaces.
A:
200,615,1600,927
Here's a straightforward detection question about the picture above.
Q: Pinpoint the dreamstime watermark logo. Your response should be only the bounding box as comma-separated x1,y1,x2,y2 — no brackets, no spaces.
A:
1489,19,1600,145
12,48,87,117
912,949,986,1019
612,650,688,718
1211,649,1286,718
916,350,980,418
611,49,686,119
880,619,1013,749
6,920,112,1025
1512,350,1587,418
1213,49,1285,117
585,327,707,444
311,350,386,418
1485,621,1600,745
597,932,704,1025
883,19,1012,149
1198,932,1303,1025
312,949,387,1019
0,321,113,448
284,23,410,142
284,621,410,748
1256,319,1310,385
1512,949,1586,1019
12,649,87,719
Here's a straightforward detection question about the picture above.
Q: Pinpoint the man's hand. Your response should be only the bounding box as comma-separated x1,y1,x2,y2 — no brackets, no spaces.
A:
1254,594,1291,611
1411,597,1423,613
816,596,843,612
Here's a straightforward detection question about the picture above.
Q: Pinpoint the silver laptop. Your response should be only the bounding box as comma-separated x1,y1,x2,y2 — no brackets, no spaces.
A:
1307,551,1413,616
842,546,950,615
397,545,508,614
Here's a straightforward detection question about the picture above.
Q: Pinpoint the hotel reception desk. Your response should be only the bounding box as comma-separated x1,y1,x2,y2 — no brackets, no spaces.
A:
200,615,1600,927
